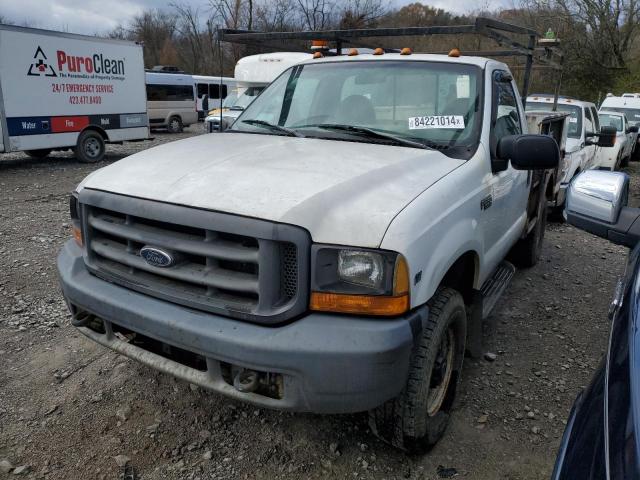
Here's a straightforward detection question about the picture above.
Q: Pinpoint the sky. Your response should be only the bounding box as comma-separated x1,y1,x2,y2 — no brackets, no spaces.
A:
0,0,510,36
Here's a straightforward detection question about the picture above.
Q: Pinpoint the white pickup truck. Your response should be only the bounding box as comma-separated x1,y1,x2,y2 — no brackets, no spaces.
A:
59,21,615,451
526,95,605,213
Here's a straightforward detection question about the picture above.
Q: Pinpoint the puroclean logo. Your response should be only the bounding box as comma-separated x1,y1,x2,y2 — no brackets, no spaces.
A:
27,46,57,77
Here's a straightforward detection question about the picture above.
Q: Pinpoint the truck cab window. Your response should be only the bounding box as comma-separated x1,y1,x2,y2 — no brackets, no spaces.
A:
492,74,522,140
584,107,594,133
590,106,600,132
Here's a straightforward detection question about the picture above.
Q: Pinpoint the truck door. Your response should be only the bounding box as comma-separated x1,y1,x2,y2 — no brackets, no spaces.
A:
484,70,529,270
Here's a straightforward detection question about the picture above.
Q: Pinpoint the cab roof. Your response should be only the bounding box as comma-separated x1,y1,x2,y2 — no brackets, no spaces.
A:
527,95,595,108
300,52,493,69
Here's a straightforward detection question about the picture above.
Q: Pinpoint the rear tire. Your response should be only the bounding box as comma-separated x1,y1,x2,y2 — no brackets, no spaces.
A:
621,153,629,168
24,149,52,159
74,130,105,163
510,190,547,268
369,288,466,453
167,116,183,133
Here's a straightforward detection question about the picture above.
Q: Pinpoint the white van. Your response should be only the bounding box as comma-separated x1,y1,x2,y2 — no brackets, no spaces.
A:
145,72,197,133
205,52,312,132
0,24,148,163
193,75,236,120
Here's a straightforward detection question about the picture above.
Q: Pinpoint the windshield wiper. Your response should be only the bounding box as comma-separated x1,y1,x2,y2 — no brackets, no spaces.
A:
308,124,429,149
240,119,304,137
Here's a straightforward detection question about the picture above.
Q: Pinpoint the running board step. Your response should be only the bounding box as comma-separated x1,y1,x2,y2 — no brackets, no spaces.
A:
480,261,515,319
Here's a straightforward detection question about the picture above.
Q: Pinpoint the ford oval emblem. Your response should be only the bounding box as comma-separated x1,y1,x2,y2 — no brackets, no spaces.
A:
140,246,175,268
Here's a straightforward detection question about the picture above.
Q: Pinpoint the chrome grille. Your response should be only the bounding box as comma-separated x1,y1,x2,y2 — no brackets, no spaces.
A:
79,190,309,324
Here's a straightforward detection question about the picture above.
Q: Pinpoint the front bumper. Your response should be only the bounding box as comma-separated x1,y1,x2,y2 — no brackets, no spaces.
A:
57,240,423,413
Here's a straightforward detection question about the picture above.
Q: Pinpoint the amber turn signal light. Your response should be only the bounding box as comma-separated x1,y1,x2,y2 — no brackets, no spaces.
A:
309,292,409,316
72,225,83,247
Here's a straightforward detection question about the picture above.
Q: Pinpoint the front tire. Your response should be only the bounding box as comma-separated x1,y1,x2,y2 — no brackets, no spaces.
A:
74,130,105,163
621,152,629,168
369,288,466,453
24,149,52,159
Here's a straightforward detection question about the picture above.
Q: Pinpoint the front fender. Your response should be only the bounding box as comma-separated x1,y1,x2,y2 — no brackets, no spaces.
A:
380,163,486,308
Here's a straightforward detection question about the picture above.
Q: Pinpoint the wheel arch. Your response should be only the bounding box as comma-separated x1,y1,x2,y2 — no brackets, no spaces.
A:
80,125,109,142
437,251,480,305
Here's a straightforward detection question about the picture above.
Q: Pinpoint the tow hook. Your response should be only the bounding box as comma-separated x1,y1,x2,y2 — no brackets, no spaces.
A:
233,369,260,393
70,310,94,327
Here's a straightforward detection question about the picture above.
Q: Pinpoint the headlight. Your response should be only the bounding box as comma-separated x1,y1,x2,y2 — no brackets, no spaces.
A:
310,246,410,316
69,193,82,247
338,250,384,289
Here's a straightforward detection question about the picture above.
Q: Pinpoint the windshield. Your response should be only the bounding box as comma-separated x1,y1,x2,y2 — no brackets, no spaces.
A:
600,106,640,126
232,87,265,110
230,61,482,155
526,102,583,139
598,113,623,132
222,93,239,108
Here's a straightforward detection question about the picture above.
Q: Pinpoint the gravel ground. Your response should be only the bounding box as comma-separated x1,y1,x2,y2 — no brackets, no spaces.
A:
0,127,634,479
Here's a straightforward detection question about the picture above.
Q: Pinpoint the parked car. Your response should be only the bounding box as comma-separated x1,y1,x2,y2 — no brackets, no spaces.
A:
553,169,640,479
601,94,640,159
526,95,604,213
596,111,638,170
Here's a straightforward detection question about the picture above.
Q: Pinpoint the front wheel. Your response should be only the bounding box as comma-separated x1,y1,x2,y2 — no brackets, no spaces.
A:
369,288,466,453
621,152,629,168
25,149,52,159
74,130,105,163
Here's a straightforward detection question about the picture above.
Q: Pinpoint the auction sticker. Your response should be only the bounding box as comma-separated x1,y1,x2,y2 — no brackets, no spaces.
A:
409,115,465,129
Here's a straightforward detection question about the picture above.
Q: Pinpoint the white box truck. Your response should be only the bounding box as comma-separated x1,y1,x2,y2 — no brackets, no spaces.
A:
0,24,149,163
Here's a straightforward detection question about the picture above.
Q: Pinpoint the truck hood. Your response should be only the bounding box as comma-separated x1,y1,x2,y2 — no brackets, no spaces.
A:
79,133,464,247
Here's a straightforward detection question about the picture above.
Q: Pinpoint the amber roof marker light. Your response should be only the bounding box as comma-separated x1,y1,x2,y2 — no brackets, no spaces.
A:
373,47,384,55
400,47,412,55
448,48,461,57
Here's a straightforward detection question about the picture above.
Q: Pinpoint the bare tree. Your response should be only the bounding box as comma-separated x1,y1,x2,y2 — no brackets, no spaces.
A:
254,0,298,31
520,0,640,69
338,0,387,29
171,3,207,73
296,0,334,30
114,10,177,68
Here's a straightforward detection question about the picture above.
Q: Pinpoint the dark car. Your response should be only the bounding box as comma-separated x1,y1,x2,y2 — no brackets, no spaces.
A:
552,169,640,479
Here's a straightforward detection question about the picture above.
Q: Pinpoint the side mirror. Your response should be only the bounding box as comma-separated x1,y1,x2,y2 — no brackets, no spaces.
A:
566,170,640,248
586,125,616,147
496,134,559,170
628,125,639,134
